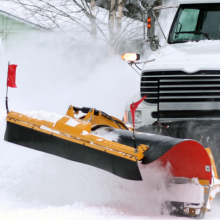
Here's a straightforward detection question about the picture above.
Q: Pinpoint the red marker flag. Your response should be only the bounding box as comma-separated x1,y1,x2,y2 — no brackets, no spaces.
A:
130,95,147,127
7,64,17,88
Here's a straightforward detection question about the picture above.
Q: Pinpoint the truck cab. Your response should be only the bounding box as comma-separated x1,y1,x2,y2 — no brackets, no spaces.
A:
123,0,220,169
125,0,220,127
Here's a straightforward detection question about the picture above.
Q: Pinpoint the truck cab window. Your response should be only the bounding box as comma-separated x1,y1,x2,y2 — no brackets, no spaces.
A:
179,9,199,32
169,3,220,43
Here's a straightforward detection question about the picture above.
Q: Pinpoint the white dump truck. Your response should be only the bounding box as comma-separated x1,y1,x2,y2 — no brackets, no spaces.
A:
123,0,220,176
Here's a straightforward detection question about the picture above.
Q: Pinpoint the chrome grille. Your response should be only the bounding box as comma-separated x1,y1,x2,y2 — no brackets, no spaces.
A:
141,71,220,104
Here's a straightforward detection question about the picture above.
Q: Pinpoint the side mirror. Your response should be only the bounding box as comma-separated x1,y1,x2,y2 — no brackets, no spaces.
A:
150,36,159,51
147,9,155,38
147,9,160,51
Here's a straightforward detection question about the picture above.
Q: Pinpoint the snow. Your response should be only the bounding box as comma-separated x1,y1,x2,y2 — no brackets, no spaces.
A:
143,40,220,74
97,139,104,141
166,181,203,203
81,130,89,135
91,127,119,142
0,0,219,219
66,118,80,127
23,110,63,124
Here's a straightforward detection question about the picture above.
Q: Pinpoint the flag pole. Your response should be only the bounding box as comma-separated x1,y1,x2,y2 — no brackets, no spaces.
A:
130,95,147,149
131,102,137,148
5,62,9,113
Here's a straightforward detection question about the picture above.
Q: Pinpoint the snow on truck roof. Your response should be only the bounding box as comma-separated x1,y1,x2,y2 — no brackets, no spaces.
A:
179,0,220,4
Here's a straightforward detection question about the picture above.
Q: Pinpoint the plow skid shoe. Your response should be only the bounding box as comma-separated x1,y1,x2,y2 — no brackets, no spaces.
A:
165,201,206,218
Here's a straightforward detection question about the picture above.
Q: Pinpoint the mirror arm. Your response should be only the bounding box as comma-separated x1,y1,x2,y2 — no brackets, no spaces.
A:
143,9,146,40
127,59,156,77
135,59,155,64
128,62,141,76
152,10,166,40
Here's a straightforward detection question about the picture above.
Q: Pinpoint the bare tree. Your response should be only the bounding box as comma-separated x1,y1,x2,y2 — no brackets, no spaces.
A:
116,0,124,38
6,0,158,54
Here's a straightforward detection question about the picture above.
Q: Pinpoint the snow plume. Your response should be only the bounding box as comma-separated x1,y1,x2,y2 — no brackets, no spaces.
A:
0,137,173,216
0,30,140,119
0,28,166,216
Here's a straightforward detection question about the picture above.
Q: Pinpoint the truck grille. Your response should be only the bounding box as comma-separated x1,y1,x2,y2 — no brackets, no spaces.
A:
141,71,220,104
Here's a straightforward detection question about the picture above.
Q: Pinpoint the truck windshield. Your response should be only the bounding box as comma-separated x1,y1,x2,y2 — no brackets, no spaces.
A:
168,3,220,43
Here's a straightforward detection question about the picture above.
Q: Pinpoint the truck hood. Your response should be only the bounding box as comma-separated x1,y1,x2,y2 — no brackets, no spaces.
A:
142,40,220,73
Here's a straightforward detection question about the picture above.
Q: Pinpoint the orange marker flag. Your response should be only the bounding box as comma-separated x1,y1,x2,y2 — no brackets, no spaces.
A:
130,95,147,128
7,64,18,88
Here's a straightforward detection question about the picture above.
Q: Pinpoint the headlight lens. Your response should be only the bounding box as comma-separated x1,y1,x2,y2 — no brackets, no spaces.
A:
128,110,142,124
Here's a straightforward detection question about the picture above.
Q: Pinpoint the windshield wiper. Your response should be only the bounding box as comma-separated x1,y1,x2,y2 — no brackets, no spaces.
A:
172,40,188,44
175,31,211,40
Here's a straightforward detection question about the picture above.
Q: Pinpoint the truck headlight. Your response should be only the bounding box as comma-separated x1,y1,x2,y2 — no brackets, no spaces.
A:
128,110,142,124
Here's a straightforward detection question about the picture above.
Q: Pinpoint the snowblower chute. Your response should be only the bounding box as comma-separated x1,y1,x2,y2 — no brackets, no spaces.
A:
4,105,220,217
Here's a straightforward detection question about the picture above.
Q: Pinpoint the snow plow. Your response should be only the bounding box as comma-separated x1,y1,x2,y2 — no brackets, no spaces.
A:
4,105,220,218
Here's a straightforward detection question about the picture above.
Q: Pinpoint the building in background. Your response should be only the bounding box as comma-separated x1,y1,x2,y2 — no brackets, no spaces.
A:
0,5,46,47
